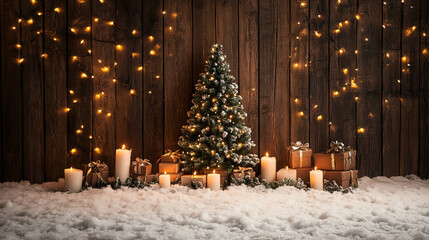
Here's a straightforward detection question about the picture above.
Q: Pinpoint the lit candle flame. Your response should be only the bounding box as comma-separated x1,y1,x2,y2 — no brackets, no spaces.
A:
164,171,167,175
286,166,288,170
122,144,125,150
315,166,317,171
193,171,196,176
213,170,216,174
265,152,269,157
70,167,73,171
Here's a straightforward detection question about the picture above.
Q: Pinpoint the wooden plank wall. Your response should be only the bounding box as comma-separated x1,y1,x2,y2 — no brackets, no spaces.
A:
1,0,428,182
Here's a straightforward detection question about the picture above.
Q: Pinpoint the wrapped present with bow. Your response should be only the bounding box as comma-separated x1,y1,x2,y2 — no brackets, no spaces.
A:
130,158,152,176
323,170,358,188
160,149,181,163
232,167,256,180
83,160,109,187
286,141,312,169
313,141,357,171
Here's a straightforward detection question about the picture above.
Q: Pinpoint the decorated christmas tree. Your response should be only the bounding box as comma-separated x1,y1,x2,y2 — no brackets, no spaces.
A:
178,44,259,172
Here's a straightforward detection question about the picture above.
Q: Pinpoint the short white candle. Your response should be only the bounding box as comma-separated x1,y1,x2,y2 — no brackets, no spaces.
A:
261,152,276,183
159,172,170,188
64,167,83,193
115,144,131,183
277,166,297,184
310,167,324,190
207,170,220,191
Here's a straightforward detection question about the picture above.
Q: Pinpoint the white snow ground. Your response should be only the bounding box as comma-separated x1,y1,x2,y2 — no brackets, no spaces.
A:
0,176,429,240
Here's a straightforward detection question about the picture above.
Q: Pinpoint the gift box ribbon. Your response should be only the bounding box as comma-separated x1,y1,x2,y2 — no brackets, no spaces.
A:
86,160,108,182
233,167,253,177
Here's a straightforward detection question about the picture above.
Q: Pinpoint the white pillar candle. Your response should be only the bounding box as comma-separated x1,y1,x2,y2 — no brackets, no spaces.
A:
207,170,220,191
159,172,170,188
64,167,83,193
310,167,324,190
261,152,276,183
115,144,131,183
277,166,297,184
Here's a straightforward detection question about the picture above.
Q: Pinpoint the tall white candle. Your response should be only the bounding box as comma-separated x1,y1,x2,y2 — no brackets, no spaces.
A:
64,167,83,193
207,170,220,191
310,167,323,190
159,172,170,188
261,152,276,183
115,144,131,183
277,166,297,184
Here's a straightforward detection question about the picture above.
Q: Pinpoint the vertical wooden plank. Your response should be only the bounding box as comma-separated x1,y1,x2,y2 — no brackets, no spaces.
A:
382,0,401,177
116,0,142,160
45,0,67,181
193,0,216,85
290,0,309,143
400,0,419,176
356,0,382,177
21,0,44,183
143,0,164,162
68,0,92,169
329,1,356,150
239,0,259,156
1,0,22,181
216,0,239,79
164,0,192,150
92,0,116,174
420,0,429,179
309,0,329,153
259,0,290,170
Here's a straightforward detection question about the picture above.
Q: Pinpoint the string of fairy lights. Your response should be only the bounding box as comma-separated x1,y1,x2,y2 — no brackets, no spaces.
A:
9,0,427,159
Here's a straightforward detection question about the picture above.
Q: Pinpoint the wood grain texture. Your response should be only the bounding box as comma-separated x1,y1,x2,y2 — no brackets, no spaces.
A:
215,0,239,80
143,0,164,163
164,0,192,151
115,0,142,161
382,0,401,177
258,0,290,170
44,0,67,181
193,0,216,86
239,0,259,156
419,0,429,179
400,0,419,176
67,0,92,169
309,0,329,154
290,0,309,143
329,0,356,153
356,0,382,177
21,0,44,183
92,0,116,175
1,0,22,181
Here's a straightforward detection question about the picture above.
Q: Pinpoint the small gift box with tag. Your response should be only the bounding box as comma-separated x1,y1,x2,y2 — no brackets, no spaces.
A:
286,141,312,169
160,149,181,163
130,158,152,176
83,160,109,187
232,167,256,181
313,141,356,171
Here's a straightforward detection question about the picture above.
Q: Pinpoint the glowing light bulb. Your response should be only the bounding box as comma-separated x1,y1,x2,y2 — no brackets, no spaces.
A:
54,7,61,12
81,73,88,78
333,91,339,96
358,128,365,133
150,50,156,55
148,36,154,41
317,115,323,120
132,29,137,35
130,89,135,95
116,45,123,50
70,148,77,154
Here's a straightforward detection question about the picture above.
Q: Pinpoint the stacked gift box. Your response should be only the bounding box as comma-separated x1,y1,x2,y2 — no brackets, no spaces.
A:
284,141,313,184
313,141,358,189
156,150,183,183
232,167,256,182
130,157,152,183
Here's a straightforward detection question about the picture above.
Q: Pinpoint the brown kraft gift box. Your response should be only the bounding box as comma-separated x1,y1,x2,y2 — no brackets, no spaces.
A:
130,158,152,176
83,162,109,187
295,167,312,183
159,162,180,174
202,169,228,187
160,150,181,163
323,170,358,188
286,147,312,168
313,150,356,171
